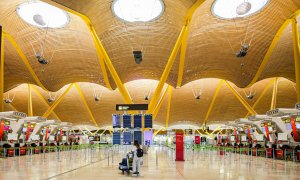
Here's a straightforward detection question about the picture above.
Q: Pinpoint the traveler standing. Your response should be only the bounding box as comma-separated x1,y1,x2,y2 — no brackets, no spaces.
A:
132,140,143,176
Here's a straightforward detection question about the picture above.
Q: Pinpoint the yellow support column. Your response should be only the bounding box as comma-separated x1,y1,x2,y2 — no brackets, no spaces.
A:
149,0,205,112
41,0,132,103
74,83,99,127
3,32,48,91
246,10,300,88
270,78,278,110
31,85,60,120
292,18,300,102
152,85,169,119
0,27,4,112
28,84,33,116
244,79,275,117
203,80,224,124
148,27,186,112
43,84,73,118
225,81,257,115
176,0,205,87
165,87,173,128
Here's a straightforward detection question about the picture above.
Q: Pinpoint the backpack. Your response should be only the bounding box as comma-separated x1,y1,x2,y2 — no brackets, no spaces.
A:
137,148,143,157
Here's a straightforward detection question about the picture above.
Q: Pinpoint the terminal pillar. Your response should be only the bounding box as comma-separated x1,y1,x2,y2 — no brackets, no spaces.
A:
175,132,184,161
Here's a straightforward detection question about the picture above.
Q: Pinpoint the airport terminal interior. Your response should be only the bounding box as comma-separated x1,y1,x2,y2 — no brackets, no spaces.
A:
1,0,300,179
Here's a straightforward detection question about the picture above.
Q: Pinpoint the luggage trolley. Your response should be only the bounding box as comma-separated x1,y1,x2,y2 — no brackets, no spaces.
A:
119,152,134,175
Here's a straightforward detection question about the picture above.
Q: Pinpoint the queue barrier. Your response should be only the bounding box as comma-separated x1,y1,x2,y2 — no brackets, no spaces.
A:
0,144,113,158
191,145,300,162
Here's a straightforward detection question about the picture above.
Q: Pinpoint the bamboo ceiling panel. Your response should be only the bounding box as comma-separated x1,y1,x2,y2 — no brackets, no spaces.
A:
0,0,107,91
4,84,57,119
4,77,298,127
4,38,36,91
183,0,300,87
52,0,195,86
253,78,297,114
259,23,296,82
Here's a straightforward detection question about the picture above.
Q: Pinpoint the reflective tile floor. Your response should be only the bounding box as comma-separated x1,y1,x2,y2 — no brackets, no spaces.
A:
0,146,300,180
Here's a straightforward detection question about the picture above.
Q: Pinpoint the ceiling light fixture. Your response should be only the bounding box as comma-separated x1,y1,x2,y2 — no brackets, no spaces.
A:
112,0,164,22
16,1,69,28
211,0,269,19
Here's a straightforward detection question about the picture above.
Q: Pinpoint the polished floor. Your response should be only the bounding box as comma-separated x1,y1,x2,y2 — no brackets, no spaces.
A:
0,146,300,180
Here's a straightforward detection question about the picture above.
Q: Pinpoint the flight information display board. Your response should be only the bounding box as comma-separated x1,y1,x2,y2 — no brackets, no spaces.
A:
123,114,132,128
123,132,132,145
113,132,121,145
144,114,153,128
134,114,142,128
112,114,121,128
286,123,292,130
133,131,142,144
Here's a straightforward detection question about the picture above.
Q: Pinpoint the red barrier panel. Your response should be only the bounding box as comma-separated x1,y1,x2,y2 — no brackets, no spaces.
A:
195,136,200,144
276,149,284,159
266,148,273,158
20,148,26,155
8,149,14,157
252,148,257,156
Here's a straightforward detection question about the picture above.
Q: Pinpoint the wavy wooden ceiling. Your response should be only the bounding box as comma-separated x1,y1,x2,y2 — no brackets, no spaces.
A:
0,0,299,127
3,78,298,127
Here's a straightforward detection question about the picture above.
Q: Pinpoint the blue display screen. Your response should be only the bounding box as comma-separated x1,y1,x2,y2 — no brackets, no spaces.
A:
113,132,121,145
112,114,121,128
133,131,142,144
123,132,132,145
144,114,153,128
134,114,142,128
123,115,132,128
286,123,292,130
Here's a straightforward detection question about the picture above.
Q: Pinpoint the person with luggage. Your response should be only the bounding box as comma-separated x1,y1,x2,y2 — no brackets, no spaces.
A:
132,140,143,176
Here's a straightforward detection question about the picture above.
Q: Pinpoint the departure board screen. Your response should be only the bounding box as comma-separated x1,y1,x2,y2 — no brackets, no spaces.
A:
123,114,132,128
133,131,142,144
144,114,153,128
113,132,121,145
134,114,142,128
123,132,132,145
286,123,292,130
112,114,121,128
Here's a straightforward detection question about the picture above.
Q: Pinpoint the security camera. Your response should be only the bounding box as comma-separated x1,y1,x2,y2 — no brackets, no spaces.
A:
4,99,12,104
236,44,249,58
36,53,48,65
133,51,142,64
47,98,55,103
94,97,100,102
247,94,254,100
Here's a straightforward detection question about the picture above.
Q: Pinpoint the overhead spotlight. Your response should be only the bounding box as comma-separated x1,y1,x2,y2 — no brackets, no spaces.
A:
94,96,100,102
133,50,143,64
247,94,254,100
36,53,48,64
4,99,12,104
144,95,149,101
195,95,201,100
236,44,249,58
47,98,55,103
